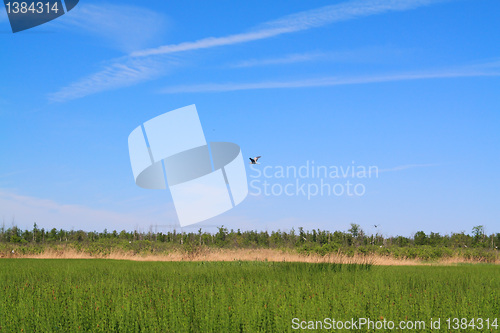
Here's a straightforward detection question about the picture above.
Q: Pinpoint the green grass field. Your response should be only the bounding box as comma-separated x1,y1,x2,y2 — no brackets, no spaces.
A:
0,260,498,332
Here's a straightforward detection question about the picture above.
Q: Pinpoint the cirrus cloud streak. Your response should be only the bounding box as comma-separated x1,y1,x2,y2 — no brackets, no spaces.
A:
159,62,500,94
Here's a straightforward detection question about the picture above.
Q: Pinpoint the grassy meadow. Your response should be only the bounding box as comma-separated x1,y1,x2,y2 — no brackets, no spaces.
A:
0,260,499,332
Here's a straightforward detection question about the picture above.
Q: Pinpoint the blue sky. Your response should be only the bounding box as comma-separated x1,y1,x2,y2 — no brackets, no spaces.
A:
0,0,499,236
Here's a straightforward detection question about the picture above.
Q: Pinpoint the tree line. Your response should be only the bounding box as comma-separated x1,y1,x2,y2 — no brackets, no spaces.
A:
1,223,498,250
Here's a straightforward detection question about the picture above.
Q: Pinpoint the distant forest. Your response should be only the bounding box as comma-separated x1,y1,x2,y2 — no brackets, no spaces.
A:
1,223,499,262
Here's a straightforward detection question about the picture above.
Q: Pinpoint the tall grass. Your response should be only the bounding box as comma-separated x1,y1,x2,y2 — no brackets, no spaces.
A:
0,260,498,332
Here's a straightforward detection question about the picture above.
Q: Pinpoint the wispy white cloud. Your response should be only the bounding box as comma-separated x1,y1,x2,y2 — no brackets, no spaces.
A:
0,170,27,179
0,189,263,233
159,61,500,94
45,3,172,102
230,52,327,68
378,163,439,173
130,28,291,58
51,0,450,102
57,3,168,52
256,0,443,31
229,46,412,68
48,57,177,102
0,189,176,232
0,7,7,22
131,0,448,57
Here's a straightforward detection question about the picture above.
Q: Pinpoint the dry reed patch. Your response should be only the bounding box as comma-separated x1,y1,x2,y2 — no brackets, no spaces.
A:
13,248,498,265
6,247,497,265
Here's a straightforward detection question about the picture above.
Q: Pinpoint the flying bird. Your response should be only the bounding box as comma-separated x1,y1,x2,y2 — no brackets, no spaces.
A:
249,156,261,164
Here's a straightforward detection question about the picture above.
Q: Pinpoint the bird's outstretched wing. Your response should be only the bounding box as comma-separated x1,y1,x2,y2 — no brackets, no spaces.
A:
249,158,255,163
255,156,261,161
